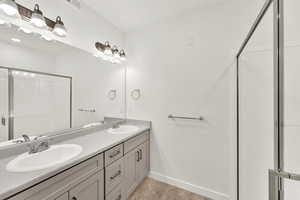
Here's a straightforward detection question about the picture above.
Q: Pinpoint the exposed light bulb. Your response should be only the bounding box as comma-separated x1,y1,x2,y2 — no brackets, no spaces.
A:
0,0,19,17
53,16,67,37
30,4,46,28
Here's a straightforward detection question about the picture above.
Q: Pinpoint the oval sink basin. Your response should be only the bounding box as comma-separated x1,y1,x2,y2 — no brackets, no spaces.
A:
107,125,139,134
6,144,82,173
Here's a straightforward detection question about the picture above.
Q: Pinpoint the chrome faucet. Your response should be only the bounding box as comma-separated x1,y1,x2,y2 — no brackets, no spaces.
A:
28,139,50,154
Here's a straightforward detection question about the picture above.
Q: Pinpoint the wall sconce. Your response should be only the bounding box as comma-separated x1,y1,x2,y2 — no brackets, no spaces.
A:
0,1,67,39
95,41,126,64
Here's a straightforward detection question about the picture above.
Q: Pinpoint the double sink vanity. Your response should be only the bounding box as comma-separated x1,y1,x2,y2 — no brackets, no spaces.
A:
0,120,151,200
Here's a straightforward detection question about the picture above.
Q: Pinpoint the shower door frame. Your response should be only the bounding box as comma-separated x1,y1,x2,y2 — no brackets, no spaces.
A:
236,0,285,199
0,66,73,140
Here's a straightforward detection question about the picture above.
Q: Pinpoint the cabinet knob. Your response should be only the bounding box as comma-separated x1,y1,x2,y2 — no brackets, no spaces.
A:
136,150,140,162
72,197,77,200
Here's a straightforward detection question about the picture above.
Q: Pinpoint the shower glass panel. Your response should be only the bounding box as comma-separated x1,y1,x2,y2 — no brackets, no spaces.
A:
238,2,274,200
283,0,300,198
0,68,8,142
12,70,71,139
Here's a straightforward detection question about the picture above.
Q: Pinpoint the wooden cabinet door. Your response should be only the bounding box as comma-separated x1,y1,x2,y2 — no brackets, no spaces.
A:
123,148,139,198
136,142,149,184
69,171,104,200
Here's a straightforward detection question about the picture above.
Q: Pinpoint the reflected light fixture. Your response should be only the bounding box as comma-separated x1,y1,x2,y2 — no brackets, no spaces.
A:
53,16,67,37
0,0,19,17
30,4,46,28
112,46,120,59
119,50,126,61
104,41,112,55
95,42,126,64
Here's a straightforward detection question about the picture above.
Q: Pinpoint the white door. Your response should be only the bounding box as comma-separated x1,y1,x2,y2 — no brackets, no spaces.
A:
0,68,8,142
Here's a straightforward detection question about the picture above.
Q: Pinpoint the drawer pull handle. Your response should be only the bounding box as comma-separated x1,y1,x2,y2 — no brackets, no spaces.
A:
139,149,142,161
116,194,122,200
136,150,140,162
110,170,121,180
72,197,77,200
109,149,121,158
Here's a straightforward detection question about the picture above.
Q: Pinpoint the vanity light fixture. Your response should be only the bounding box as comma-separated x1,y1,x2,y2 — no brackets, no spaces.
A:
104,41,112,55
53,16,67,37
112,46,120,59
119,50,126,61
0,2,68,39
0,0,19,17
30,4,46,28
95,41,126,64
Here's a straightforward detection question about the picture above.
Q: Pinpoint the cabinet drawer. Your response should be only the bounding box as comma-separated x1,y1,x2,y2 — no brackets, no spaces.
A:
69,170,104,200
105,144,123,166
124,131,149,154
105,158,124,194
106,184,125,200
9,154,104,200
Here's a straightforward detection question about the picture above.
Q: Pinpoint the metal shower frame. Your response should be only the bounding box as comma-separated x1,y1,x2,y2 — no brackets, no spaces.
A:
0,66,72,140
236,0,286,199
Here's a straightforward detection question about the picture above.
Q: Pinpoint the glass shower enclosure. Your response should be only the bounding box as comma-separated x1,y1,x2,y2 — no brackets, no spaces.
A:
0,67,71,142
236,0,300,199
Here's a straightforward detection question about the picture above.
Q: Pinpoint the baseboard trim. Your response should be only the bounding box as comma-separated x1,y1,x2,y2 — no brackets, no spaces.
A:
148,171,230,200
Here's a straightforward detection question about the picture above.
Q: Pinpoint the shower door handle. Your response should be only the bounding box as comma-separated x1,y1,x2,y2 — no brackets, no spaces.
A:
1,116,6,126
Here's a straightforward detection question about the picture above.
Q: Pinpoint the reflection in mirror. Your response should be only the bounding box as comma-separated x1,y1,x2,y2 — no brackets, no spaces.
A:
0,23,125,147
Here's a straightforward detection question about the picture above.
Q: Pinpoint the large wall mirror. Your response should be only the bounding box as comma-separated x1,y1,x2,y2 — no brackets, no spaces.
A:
0,24,126,147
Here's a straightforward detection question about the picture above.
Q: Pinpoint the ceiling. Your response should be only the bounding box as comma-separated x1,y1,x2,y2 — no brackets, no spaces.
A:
83,0,225,32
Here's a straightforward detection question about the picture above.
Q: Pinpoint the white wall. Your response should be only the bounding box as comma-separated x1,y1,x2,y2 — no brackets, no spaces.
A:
125,0,265,199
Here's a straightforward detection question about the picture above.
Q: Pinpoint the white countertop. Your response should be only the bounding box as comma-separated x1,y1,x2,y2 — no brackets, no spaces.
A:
0,122,150,200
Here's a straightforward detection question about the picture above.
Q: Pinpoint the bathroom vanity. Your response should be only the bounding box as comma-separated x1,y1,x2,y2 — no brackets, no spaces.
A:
0,121,150,200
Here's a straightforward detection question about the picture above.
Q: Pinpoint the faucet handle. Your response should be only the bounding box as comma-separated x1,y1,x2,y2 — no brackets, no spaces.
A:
22,134,31,142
